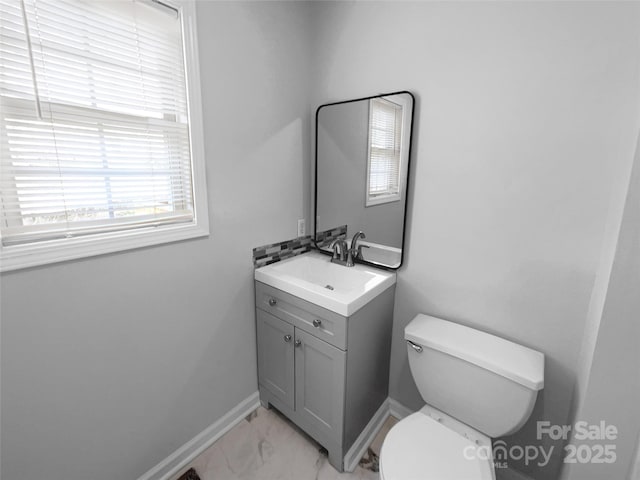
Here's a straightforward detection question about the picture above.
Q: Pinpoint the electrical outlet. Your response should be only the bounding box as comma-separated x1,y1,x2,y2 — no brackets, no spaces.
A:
297,219,305,237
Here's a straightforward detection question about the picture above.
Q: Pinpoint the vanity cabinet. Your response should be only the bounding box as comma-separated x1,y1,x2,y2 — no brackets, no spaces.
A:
257,309,346,444
255,280,394,472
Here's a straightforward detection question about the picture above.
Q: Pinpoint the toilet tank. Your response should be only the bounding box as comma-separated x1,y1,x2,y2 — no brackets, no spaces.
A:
405,314,544,438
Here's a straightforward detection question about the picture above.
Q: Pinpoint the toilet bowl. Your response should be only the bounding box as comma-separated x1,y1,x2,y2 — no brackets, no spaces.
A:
380,405,495,480
379,314,544,480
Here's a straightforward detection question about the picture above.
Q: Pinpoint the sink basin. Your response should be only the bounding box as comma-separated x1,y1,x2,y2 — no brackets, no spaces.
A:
254,251,396,316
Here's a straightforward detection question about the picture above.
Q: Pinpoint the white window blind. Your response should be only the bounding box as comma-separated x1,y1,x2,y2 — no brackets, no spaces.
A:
0,0,195,247
366,97,403,206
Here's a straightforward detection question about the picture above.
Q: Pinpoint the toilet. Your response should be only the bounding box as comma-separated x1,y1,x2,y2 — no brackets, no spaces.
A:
380,314,544,480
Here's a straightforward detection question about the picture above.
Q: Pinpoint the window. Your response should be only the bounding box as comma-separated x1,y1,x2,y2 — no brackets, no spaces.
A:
366,97,403,206
0,0,208,271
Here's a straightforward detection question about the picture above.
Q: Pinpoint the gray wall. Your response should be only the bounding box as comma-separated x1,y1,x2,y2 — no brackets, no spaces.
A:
316,100,405,248
0,3,313,480
310,2,640,478
2,3,640,480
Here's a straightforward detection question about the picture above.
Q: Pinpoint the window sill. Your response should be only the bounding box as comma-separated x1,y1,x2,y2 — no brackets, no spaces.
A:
0,220,209,272
366,194,401,207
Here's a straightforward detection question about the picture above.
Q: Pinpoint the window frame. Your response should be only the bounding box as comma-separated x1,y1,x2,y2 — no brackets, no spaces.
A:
0,0,209,272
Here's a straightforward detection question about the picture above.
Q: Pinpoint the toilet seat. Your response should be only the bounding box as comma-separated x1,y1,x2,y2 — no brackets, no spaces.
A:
380,411,495,480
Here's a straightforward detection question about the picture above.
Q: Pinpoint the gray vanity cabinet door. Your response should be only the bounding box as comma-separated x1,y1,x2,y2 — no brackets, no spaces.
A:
294,328,346,443
256,309,295,410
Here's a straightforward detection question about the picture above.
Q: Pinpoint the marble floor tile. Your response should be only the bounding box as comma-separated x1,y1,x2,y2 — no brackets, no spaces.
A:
173,406,397,480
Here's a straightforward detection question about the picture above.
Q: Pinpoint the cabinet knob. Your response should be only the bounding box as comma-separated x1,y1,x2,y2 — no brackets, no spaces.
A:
268,298,277,307
284,334,292,342
312,319,322,328
295,339,302,347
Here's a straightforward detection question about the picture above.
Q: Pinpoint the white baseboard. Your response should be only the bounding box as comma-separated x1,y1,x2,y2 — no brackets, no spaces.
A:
388,397,414,420
137,391,260,480
343,399,390,472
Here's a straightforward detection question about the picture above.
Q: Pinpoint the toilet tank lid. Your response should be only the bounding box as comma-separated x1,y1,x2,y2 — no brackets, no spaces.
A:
405,314,544,390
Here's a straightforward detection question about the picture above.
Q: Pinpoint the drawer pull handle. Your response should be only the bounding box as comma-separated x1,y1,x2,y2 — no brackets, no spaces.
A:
295,339,302,348
268,298,277,307
312,319,322,328
284,334,292,343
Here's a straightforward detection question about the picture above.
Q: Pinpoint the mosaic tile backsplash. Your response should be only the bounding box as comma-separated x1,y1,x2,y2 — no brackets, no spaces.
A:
314,224,347,249
253,236,312,268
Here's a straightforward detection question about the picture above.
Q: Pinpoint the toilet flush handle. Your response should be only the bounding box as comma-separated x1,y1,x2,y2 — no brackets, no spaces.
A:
407,340,423,353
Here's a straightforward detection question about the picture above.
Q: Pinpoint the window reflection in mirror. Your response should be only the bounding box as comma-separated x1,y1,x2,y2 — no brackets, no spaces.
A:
366,97,408,207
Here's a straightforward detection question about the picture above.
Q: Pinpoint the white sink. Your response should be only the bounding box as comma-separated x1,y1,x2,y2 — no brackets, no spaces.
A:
254,251,396,316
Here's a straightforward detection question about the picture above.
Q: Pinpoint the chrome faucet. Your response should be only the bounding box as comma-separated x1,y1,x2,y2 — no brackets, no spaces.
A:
348,231,368,265
329,231,368,267
329,238,348,266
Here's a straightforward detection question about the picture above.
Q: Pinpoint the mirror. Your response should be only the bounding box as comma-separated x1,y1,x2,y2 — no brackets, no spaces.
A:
314,91,414,269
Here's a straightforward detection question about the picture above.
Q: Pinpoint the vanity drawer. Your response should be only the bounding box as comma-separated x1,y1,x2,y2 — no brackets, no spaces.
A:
255,281,347,350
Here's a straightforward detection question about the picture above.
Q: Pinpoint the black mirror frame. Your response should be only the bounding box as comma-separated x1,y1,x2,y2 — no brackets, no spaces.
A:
314,90,415,270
